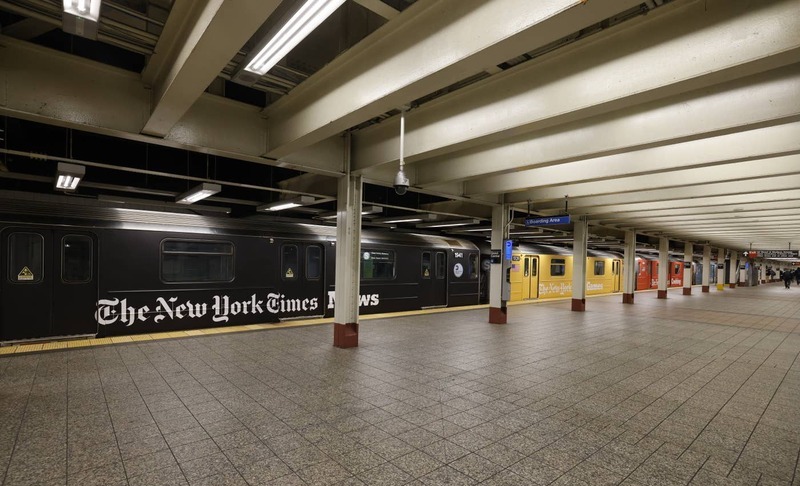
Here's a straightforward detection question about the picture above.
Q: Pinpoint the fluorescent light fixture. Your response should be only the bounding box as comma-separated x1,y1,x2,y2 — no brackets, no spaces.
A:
62,0,102,39
175,183,221,204
257,195,315,212
244,0,346,77
417,219,480,229
377,217,423,224
55,162,85,191
361,205,383,216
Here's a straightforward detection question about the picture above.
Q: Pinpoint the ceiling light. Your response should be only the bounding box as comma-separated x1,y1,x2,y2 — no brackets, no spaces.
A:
257,195,316,212
361,205,383,216
237,0,345,84
55,162,85,191
379,217,422,224
62,0,102,39
417,219,480,229
175,183,221,204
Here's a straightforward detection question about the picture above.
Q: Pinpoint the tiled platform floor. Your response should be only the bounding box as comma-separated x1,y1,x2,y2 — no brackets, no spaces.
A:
1,284,798,486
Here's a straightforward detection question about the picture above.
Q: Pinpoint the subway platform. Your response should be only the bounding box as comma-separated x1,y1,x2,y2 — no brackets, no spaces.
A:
0,285,798,486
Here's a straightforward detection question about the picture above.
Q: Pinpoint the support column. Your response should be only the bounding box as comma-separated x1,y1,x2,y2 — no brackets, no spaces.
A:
702,245,711,292
333,158,363,348
683,242,693,295
760,260,766,284
658,237,669,299
489,204,510,324
622,230,636,304
716,248,725,290
729,250,738,288
572,216,588,311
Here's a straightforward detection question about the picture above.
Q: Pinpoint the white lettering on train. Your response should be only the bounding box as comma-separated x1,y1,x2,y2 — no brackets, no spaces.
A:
326,291,380,309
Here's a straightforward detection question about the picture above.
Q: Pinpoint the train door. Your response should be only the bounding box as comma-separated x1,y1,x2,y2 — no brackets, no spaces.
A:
52,231,98,337
419,250,447,307
279,242,325,317
612,259,622,292
523,255,539,299
1,228,98,341
650,261,660,288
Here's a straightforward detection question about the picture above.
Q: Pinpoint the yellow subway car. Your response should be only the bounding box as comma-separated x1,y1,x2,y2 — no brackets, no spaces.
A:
509,244,623,302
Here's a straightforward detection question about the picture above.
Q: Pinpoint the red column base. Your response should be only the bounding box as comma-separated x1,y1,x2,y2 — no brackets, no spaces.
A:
729,283,736,288
489,306,507,324
333,323,358,348
702,286,709,292
657,290,667,299
622,293,635,304
571,298,585,311
683,287,691,295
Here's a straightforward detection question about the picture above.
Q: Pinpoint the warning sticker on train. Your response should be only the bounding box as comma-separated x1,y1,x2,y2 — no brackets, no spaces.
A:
17,266,34,281
453,263,463,278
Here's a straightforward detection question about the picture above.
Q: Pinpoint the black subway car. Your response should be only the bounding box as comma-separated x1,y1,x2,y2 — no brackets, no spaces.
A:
0,194,480,342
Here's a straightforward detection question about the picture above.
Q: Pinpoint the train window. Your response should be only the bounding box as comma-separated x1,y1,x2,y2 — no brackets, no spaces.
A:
8,232,43,284
421,251,431,279
551,258,566,276
523,258,529,278
306,246,321,280
594,260,605,276
531,258,538,277
469,253,478,279
62,235,92,283
282,245,299,280
362,250,395,280
161,239,234,283
435,252,446,279
674,264,681,275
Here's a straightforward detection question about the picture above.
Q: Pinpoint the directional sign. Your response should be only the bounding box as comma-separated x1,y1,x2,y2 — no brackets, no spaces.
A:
745,250,799,258
524,215,571,226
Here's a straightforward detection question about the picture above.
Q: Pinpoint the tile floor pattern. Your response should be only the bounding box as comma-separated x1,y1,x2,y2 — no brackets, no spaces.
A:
1,285,799,486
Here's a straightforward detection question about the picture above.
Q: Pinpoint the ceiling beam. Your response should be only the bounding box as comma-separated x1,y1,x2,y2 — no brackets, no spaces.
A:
0,36,343,176
140,0,281,137
352,0,800,173
404,65,800,188
352,0,400,20
465,123,800,195
261,0,645,158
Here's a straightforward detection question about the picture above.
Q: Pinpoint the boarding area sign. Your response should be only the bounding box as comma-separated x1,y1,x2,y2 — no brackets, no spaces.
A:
524,215,571,226
744,250,799,258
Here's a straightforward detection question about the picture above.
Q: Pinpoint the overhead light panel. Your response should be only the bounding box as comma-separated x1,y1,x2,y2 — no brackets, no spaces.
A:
55,162,85,191
258,195,316,212
175,183,221,204
361,205,383,216
375,217,423,224
235,0,346,85
62,0,102,39
417,219,480,229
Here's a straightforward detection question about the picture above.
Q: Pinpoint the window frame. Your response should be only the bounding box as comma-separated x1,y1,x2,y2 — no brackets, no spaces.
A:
305,245,322,281
594,260,605,276
160,238,235,284
361,249,397,281
421,251,431,279
435,251,446,279
281,244,300,281
61,234,93,284
550,258,566,277
7,232,44,284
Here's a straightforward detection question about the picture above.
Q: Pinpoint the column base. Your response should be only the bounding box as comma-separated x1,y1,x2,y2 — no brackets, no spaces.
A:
333,323,358,348
571,298,585,311
657,290,667,299
702,286,709,293
489,306,507,324
622,293,635,304
729,283,736,288
683,287,691,295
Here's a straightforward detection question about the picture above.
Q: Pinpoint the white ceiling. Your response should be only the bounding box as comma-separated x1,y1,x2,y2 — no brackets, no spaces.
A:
0,0,798,252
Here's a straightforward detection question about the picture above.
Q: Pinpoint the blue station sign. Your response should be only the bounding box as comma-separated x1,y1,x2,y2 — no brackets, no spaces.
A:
524,215,571,226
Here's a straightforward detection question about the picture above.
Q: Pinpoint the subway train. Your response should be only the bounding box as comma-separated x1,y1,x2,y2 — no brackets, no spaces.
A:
0,195,481,342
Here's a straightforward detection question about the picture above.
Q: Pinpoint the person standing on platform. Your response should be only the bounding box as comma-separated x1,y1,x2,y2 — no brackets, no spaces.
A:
795,268,800,285
783,269,793,289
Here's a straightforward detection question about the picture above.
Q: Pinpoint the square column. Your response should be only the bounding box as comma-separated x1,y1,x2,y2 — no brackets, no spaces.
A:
489,204,510,324
716,248,725,290
702,245,711,292
683,242,693,295
333,172,363,348
572,216,588,311
622,230,636,304
658,237,669,299
729,250,738,288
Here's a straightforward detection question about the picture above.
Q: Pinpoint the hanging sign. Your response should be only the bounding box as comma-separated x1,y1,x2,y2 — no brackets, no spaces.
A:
17,266,34,281
504,240,513,261
524,215,571,226
746,250,798,258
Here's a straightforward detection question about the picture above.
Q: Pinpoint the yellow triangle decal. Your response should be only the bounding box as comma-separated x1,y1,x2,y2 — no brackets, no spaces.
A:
17,266,34,281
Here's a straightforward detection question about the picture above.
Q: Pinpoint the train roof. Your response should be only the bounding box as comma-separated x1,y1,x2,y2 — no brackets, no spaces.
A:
0,192,477,251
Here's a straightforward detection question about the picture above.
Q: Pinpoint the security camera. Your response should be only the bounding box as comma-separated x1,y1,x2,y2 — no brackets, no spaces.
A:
393,168,409,196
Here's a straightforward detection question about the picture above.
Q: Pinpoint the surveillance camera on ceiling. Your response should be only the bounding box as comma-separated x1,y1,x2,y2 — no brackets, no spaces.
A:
394,168,409,196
